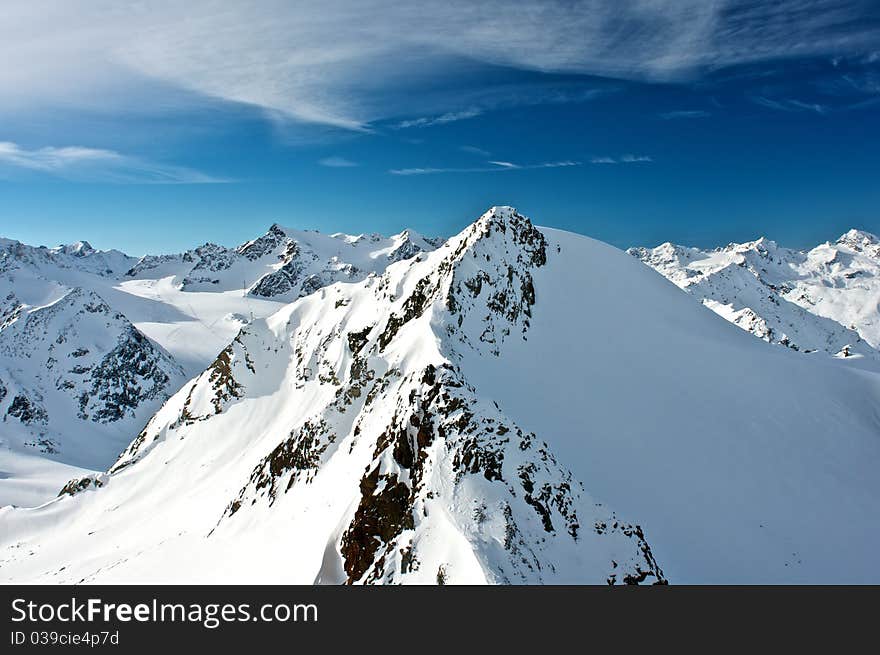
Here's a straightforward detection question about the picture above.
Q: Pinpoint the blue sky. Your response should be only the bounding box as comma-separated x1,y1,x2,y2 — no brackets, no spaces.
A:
0,1,878,254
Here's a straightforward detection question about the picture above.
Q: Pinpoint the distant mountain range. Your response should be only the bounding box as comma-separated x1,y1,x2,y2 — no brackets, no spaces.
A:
1,209,879,583
0,225,437,505
628,229,880,363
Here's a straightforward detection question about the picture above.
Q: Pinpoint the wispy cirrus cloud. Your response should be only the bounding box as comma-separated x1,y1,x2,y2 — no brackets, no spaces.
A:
318,156,359,167
752,96,828,113
805,69,880,111
460,145,491,157
660,110,711,119
0,141,226,183
389,160,579,176
1,1,877,132
394,108,482,129
590,155,653,164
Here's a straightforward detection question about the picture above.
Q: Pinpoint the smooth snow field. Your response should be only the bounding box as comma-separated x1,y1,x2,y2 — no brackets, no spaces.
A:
465,228,880,583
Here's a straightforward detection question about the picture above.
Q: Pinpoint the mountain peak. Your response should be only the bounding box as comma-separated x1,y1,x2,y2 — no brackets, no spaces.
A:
480,205,522,226
98,207,667,585
416,205,538,264
53,240,95,257
837,228,879,249
751,236,777,249
630,228,880,357
467,207,543,251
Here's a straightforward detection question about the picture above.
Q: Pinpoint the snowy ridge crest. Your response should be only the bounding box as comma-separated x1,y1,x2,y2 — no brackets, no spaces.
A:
0,216,446,507
123,222,439,301
1,238,134,278
101,207,665,584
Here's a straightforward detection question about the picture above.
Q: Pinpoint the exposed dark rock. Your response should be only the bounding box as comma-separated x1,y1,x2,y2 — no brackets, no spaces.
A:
378,277,435,350
205,344,244,414
347,325,374,355
237,224,288,261
340,466,415,583
250,258,305,298
58,475,104,497
6,393,47,424
80,328,172,423
227,418,335,509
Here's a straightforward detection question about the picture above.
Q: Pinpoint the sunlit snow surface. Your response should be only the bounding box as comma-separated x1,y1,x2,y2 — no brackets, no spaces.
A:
629,231,880,368
1,208,879,584
0,227,435,505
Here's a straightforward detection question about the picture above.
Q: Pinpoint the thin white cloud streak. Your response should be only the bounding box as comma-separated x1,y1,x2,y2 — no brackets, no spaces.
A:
660,110,711,119
590,155,653,164
460,145,491,157
0,1,876,131
0,142,119,171
395,108,482,129
752,96,828,113
318,156,359,167
389,160,580,175
0,141,225,183
814,70,880,111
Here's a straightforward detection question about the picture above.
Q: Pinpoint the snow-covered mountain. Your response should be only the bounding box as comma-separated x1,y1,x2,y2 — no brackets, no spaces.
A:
0,225,439,506
124,224,439,301
0,286,186,503
104,224,438,374
2,207,879,584
628,230,880,363
2,224,438,373
0,237,135,280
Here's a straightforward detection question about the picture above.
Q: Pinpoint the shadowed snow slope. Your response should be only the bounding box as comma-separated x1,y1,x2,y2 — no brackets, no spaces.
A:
1,208,878,584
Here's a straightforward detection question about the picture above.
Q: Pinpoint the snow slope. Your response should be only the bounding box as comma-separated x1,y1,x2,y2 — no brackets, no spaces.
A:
2,225,439,379
118,225,437,375
628,230,880,365
0,226,439,506
0,287,186,506
2,207,878,584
